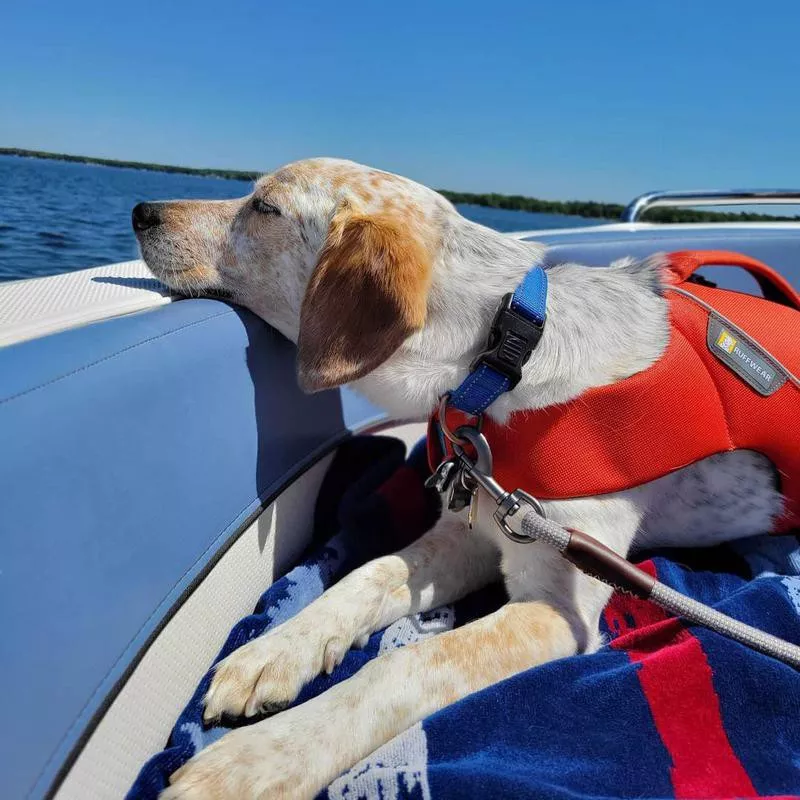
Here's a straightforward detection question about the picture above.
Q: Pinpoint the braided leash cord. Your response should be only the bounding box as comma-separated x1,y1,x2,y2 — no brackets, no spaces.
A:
520,510,800,669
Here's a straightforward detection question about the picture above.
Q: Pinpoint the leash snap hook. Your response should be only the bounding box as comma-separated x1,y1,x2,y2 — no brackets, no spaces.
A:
452,425,493,476
452,427,547,540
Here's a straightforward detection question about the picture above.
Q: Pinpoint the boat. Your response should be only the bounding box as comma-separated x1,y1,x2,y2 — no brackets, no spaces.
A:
1,190,799,800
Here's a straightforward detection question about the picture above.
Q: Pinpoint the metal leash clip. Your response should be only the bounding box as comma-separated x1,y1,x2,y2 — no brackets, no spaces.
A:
451,426,546,541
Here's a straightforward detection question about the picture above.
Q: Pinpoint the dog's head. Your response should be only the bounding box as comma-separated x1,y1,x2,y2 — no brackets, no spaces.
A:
134,158,451,394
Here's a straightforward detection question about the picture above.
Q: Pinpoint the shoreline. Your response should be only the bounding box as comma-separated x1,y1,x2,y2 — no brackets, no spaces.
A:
2,147,797,223
0,147,258,182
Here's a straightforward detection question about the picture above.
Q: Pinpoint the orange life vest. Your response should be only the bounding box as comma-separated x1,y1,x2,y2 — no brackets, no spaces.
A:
430,251,800,532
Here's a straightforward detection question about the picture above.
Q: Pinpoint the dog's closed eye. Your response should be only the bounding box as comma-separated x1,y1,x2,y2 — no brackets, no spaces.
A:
251,197,281,216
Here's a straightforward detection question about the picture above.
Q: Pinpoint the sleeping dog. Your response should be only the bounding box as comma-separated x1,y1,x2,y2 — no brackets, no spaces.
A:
134,159,785,799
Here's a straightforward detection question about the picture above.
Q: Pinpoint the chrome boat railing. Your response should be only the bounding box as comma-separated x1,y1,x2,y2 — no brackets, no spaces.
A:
621,189,800,222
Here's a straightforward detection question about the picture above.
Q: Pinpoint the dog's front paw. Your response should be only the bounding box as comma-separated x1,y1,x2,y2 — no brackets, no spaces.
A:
159,727,265,800
161,708,340,800
204,630,312,721
204,612,361,721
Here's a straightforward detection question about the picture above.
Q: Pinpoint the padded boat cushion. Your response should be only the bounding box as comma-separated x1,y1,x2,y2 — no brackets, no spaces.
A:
0,299,348,800
534,227,800,293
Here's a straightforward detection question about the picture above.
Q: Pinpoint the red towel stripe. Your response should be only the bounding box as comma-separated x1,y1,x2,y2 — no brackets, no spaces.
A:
605,562,757,798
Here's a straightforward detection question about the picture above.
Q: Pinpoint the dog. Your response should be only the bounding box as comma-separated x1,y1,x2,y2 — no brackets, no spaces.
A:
133,158,783,799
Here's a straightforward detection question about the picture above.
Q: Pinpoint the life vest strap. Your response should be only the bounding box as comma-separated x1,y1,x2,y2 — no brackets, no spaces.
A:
667,249,800,309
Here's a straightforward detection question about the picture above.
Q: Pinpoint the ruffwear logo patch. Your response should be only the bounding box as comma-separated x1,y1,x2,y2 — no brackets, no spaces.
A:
708,316,786,396
716,329,737,354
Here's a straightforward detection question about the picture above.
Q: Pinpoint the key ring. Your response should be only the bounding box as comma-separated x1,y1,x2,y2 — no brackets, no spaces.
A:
438,393,483,447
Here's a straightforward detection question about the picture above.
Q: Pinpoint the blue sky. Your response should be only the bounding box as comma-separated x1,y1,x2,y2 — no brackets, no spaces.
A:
2,0,799,202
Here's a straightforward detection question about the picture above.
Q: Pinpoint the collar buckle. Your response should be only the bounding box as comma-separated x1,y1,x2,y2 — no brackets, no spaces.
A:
470,292,545,390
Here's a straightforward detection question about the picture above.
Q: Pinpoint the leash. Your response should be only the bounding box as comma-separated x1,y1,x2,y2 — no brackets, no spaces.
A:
431,263,800,670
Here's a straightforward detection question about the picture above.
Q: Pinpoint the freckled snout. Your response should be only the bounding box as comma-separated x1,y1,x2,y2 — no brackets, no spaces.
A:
132,201,166,232
132,196,236,298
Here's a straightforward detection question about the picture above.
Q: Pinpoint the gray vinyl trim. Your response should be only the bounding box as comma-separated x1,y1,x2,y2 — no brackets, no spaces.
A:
47,450,338,800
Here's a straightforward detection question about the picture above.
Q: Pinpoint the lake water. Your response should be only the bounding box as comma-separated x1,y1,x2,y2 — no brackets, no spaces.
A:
0,155,600,283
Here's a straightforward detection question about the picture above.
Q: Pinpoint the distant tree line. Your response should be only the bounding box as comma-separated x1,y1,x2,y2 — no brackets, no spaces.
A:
0,147,258,182
3,147,798,223
437,189,800,224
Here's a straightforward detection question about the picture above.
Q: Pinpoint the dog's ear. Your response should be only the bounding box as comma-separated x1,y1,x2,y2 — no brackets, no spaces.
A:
297,201,433,392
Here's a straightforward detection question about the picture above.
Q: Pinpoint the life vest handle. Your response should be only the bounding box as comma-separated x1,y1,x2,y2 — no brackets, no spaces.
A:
667,249,800,310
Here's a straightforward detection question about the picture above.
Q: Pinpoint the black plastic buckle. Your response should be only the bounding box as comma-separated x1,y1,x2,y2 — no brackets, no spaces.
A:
470,292,545,389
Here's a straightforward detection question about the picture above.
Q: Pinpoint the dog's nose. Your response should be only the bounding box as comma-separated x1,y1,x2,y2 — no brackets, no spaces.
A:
132,202,164,232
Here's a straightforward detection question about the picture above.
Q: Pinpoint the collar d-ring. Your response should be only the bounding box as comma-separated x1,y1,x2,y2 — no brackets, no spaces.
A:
438,393,482,447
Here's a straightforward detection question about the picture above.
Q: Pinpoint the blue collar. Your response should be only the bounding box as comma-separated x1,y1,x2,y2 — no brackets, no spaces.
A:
447,265,547,416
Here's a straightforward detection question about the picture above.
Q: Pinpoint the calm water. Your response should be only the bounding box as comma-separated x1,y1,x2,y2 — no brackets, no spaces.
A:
0,155,600,283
